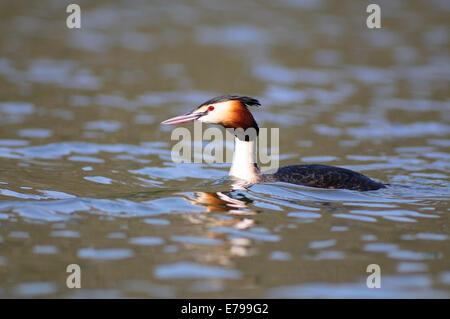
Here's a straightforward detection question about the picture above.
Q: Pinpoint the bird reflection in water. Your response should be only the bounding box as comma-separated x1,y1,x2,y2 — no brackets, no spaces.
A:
179,189,259,258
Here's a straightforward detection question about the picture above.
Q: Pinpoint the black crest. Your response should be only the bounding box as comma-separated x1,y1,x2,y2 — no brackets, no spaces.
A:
197,95,261,108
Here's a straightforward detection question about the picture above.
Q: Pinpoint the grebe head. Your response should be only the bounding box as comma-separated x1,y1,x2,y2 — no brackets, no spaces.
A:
161,95,260,132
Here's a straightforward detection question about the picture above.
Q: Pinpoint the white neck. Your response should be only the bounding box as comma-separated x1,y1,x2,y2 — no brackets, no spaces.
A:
229,136,261,183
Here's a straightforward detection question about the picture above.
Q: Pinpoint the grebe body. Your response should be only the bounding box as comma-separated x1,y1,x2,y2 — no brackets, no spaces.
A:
263,164,384,191
162,95,385,191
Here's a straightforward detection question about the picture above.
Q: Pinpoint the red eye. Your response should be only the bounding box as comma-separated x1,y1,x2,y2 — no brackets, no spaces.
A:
208,105,215,111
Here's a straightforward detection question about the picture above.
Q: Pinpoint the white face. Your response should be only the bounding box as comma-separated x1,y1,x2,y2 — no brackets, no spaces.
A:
195,101,234,125
161,99,254,127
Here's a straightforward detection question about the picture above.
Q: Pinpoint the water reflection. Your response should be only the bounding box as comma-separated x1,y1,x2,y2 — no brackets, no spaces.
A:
181,191,259,258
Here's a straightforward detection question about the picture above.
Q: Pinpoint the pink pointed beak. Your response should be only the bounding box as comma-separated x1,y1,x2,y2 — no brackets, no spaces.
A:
161,110,206,125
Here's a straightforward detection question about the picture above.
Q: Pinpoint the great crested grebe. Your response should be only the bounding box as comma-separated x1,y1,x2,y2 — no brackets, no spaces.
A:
161,95,386,191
